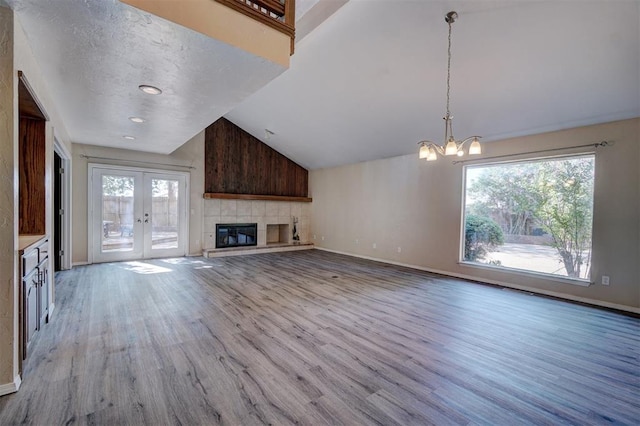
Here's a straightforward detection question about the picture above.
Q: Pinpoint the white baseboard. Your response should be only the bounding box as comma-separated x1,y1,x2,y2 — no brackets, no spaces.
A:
315,247,640,315
72,261,89,267
0,375,21,396
48,302,55,320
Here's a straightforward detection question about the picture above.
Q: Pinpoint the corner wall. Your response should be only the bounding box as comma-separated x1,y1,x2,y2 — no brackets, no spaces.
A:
71,132,205,264
309,118,640,311
0,6,16,392
1,10,73,395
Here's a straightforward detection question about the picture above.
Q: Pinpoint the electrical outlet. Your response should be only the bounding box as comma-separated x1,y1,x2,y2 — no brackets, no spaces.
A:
321,236,325,241
397,247,401,253
372,242,377,249
313,234,316,240
602,275,610,286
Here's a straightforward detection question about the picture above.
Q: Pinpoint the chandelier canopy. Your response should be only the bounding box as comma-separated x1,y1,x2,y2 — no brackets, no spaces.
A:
418,11,482,161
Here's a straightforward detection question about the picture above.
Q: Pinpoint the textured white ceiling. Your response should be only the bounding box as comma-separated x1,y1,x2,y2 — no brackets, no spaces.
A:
8,0,287,154
7,0,640,168
226,0,640,169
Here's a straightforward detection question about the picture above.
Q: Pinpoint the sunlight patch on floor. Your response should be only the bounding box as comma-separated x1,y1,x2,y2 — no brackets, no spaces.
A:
121,261,173,274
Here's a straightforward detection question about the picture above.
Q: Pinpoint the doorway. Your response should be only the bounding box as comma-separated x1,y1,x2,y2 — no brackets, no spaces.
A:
54,152,62,271
89,164,189,263
53,138,72,271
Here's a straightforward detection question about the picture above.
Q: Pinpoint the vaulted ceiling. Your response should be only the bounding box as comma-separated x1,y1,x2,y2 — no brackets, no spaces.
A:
7,0,640,169
227,0,640,169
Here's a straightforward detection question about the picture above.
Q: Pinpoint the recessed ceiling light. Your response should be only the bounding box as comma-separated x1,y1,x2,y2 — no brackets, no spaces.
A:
129,117,145,123
138,84,162,95
123,135,136,140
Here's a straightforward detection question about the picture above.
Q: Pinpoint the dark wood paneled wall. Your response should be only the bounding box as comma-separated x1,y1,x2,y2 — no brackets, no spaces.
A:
19,118,46,235
205,118,308,197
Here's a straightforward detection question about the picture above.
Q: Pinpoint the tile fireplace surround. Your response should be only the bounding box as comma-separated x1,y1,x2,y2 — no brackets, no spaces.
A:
202,199,310,250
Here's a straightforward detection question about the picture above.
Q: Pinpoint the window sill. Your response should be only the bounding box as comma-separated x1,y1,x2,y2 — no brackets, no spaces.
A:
458,261,593,287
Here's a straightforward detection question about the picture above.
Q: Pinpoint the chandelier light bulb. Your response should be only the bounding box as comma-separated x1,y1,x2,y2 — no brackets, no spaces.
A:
469,138,482,155
445,139,458,156
419,143,429,159
427,147,438,161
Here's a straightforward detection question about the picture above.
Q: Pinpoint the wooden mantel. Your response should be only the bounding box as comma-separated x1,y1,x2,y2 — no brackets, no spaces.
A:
203,193,312,202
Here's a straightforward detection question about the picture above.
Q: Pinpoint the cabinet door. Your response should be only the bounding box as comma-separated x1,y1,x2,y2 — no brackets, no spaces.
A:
24,272,38,350
38,265,48,326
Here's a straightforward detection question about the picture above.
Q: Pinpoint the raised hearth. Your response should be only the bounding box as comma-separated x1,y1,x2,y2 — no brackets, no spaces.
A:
203,242,314,258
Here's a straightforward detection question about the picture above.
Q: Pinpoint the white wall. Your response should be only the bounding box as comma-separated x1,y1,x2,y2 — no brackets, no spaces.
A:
71,131,205,264
310,118,640,311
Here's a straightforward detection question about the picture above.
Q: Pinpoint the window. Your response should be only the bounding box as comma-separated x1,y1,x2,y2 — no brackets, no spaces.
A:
462,154,595,281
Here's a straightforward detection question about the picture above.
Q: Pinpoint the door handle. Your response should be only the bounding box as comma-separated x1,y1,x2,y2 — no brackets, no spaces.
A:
137,218,142,223
144,213,149,223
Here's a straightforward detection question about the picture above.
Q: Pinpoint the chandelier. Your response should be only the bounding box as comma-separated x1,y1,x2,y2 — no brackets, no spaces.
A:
418,11,481,161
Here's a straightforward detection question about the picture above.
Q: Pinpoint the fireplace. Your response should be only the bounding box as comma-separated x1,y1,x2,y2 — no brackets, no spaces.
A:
216,223,257,248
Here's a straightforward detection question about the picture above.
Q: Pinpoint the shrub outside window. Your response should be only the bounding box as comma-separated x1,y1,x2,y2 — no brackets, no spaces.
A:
462,154,595,281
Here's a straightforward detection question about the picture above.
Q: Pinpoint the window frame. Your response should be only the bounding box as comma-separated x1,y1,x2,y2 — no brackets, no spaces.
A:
459,152,596,286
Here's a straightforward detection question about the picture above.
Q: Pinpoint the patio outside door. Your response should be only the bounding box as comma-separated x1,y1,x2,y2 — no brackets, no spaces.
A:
90,165,188,263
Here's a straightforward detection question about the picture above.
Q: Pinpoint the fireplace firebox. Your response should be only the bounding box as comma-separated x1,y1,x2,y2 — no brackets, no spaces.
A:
216,223,258,249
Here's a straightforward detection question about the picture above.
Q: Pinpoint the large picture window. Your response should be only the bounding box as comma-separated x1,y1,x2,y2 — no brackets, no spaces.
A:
462,154,595,281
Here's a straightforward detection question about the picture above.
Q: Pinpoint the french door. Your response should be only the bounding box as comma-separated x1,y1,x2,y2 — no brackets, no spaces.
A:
90,165,188,263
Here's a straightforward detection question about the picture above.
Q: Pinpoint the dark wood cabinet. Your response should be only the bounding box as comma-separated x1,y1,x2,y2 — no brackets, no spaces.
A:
18,72,48,235
18,118,46,234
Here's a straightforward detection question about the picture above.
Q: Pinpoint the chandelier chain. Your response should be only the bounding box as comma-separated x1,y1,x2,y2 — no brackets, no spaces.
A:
446,20,452,117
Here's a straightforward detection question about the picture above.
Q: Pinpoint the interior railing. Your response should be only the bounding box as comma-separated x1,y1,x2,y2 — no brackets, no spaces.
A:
215,0,295,54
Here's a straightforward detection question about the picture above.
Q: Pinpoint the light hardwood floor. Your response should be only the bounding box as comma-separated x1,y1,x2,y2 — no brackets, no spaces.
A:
1,250,639,425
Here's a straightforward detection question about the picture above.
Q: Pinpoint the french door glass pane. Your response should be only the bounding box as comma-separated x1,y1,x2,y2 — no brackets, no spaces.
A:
151,178,179,250
101,175,135,253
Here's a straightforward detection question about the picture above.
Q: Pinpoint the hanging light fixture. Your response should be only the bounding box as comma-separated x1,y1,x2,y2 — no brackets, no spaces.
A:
418,11,482,161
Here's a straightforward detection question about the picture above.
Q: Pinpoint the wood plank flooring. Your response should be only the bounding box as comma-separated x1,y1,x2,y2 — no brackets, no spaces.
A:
0,250,638,425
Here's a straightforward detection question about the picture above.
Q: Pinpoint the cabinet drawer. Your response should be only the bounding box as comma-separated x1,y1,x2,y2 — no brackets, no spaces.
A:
37,239,49,262
22,249,39,276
